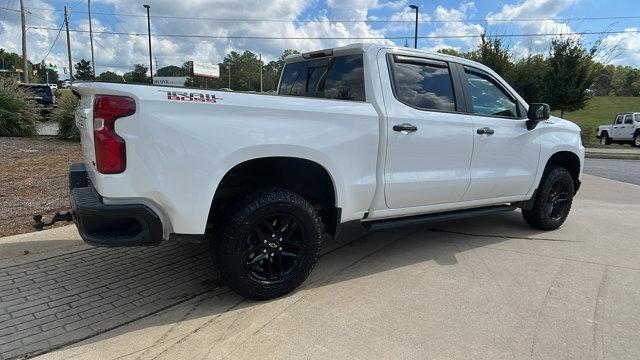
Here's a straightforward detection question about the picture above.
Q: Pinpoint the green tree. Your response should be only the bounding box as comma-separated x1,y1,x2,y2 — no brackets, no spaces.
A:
74,59,93,80
510,55,548,103
610,66,640,96
124,64,149,84
544,37,600,118
591,64,615,96
0,49,37,82
35,64,59,84
156,65,188,77
437,48,466,58
97,71,124,83
467,34,513,80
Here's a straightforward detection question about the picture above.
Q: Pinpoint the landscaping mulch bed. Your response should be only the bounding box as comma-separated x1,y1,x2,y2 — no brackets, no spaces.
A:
0,137,83,237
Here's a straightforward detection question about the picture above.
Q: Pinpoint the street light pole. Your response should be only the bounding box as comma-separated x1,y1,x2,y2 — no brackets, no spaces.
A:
143,4,153,84
20,0,28,83
64,6,73,80
409,4,419,49
88,0,96,79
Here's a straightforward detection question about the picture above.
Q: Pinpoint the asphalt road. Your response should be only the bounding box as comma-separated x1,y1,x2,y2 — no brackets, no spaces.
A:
584,158,640,185
1,174,638,360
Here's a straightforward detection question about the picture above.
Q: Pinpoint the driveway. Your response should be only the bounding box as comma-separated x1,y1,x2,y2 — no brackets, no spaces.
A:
1,174,639,360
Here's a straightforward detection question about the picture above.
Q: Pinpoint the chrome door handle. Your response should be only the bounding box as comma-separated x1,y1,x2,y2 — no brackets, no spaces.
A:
393,123,418,132
477,127,495,135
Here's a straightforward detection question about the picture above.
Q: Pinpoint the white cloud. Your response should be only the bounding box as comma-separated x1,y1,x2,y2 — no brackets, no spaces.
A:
425,2,484,50
599,29,640,66
486,0,578,58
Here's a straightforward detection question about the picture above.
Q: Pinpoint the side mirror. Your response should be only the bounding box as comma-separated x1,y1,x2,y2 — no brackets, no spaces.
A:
526,103,550,130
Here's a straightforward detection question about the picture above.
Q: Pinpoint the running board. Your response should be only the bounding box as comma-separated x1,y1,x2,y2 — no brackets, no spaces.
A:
362,205,516,231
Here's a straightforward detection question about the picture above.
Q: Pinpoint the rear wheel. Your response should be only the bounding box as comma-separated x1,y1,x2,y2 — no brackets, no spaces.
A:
522,166,574,230
634,133,640,147
600,133,611,145
212,188,323,300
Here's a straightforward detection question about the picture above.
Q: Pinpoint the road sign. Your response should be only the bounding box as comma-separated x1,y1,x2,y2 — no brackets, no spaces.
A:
192,61,219,78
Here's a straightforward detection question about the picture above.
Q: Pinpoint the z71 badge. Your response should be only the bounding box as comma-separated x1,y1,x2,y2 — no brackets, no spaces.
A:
160,90,221,103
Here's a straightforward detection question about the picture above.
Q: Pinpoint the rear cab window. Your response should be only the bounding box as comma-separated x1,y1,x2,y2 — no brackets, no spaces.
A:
278,52,365,101
388,55,457,112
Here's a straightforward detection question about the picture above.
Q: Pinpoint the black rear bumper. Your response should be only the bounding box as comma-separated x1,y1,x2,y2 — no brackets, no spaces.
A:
69,163,163,247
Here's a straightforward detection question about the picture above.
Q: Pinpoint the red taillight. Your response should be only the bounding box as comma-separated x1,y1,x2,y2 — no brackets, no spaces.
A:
93,95,135,174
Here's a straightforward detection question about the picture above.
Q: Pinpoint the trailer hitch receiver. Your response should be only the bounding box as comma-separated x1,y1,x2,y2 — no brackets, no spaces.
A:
33,211,73,231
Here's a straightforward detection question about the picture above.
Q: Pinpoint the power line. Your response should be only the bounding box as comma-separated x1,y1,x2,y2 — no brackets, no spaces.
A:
39,18,63,63
26,26,640,40
3,6,640,24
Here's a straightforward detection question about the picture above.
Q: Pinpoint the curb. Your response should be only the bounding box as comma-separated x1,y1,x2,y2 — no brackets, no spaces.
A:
585,153,640,160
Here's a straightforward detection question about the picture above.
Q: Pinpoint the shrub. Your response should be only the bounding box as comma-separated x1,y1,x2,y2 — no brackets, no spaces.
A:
0,79,41,137
580,127,594,145
53,91,80,141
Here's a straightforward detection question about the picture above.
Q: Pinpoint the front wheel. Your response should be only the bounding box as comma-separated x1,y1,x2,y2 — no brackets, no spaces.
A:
212,188,323,300
600,133,611,145
522,166,575,230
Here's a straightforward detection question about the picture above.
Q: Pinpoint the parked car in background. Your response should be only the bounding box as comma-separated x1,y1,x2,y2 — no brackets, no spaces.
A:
61,80,72,88
597,112,640,147
48,83,58,90
69,43,584,299
18,83,56,108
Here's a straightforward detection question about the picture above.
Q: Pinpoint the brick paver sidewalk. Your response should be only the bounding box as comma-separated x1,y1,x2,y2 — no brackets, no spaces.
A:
0,241,221,359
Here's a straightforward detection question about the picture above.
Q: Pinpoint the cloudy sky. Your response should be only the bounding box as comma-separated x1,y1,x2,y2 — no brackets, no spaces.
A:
0,0,638,77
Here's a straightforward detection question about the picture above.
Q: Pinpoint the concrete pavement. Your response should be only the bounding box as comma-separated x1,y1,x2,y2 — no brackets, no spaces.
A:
1,174,639,359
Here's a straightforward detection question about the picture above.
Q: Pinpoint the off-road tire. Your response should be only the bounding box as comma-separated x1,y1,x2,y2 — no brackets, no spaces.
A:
634,133,640,147
522,166,574,230
211,188,323,300
600,132,611,145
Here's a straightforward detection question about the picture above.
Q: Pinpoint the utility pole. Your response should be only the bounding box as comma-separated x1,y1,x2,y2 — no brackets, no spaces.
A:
409,4,419,49
143,5,153,84
64,6,73,80
88,0,96,79
228,65,231,89
259,53,263,92
20,0,28,83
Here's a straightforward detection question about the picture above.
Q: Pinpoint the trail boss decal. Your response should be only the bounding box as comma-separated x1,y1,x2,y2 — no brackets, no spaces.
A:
160,90,221,103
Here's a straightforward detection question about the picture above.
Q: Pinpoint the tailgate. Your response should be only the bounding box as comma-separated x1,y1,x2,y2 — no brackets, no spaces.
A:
73,84,97,168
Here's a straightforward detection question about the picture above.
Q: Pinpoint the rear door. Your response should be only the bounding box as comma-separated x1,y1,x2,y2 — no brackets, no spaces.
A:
381,53,474,208
459,65,540,201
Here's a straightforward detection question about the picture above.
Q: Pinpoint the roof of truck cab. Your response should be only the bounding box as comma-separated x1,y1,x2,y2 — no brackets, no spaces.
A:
285,43,494,73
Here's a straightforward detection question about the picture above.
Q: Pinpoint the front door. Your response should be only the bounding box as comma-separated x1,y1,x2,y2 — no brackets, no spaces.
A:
612,114,624,139
381,52,474,208
459,66,540,201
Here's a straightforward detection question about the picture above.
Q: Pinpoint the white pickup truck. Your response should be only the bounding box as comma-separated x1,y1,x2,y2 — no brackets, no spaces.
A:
70,43,584,299
596,112,640,146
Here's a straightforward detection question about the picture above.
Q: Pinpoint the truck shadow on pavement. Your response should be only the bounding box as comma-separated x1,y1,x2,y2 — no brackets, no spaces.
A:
0,211,567,359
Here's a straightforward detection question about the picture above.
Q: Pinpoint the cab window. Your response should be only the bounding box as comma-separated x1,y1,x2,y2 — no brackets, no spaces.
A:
624,115,633,124
464,67,518,118
389,55,456,112
615,115,623,124
278,54,365,101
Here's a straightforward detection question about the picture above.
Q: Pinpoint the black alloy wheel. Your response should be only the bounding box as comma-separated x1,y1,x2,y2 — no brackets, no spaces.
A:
522,166,575,230
212,188,323,300
242,213,307,283
545,180,571,222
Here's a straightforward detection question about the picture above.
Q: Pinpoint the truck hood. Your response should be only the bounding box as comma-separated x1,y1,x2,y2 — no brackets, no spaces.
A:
546,115,581,133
